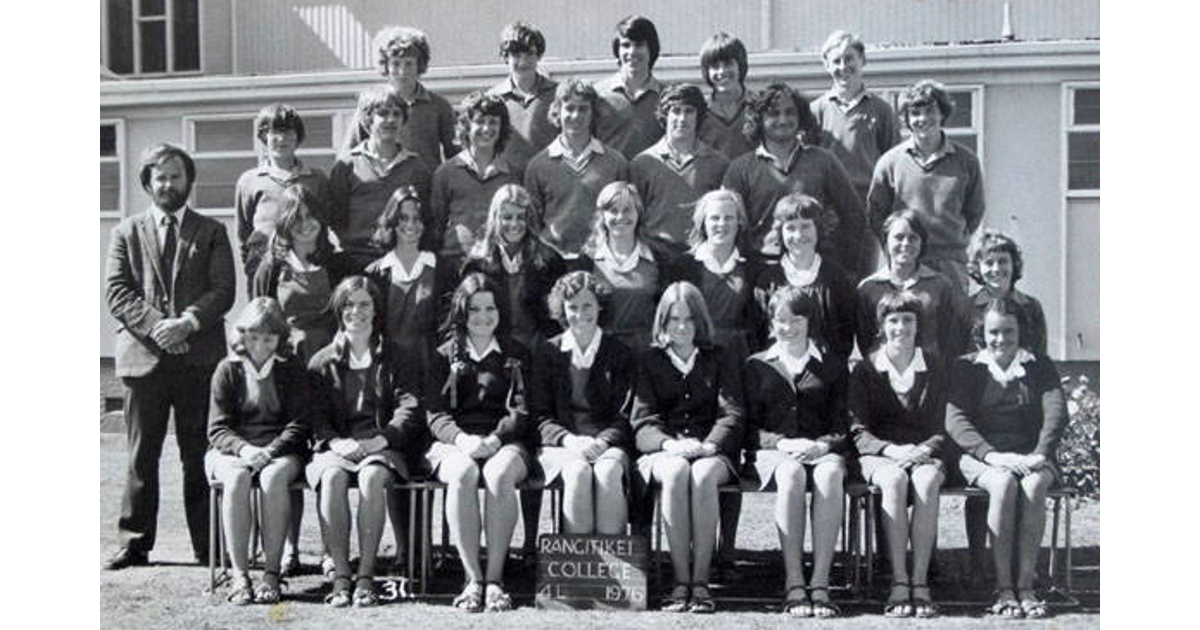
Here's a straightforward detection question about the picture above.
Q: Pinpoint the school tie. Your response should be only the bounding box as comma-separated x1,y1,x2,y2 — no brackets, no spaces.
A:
161,213,177,284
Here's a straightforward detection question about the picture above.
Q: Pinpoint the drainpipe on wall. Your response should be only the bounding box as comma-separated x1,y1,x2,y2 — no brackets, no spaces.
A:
1001,1,1016,41
760,0,772,51
231,0,240,75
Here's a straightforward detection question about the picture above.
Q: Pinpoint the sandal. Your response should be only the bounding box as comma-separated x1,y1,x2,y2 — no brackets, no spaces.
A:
884,581,912,618
660,583,690,613
227,573,254,606
324,575,353,608
321,555,338,582
452,581,485,613
911,583,939,618
485,582,514,612
352,577,379,608
688,584,716,614
253,571,284,604
781,584,811,617
1018,589,1047,619
988,588,1023,619
808,586,841,618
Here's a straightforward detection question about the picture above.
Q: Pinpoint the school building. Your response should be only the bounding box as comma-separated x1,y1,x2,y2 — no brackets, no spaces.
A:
99,0,1100,363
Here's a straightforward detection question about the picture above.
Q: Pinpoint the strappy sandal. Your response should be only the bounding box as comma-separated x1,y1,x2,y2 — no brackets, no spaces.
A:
1018,589,1048,619
227,573,254,606
988,588,1023,619
324,575,353,608
911,583,939,618
452,581,485,613
352,576,379,608
688,584,716,614
253,571,284,604
781,584,811,617
660,583,690,612
485,582,514,612
808,586,841,618
884,581,912,618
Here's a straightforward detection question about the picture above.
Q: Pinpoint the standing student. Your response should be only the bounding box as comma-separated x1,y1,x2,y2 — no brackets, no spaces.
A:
696,31,756,161
487,21,559,173
236,104,332,285
104,144,236,570
810,31,901,275
329,86,433,273
867,79,985,293
630,83,731,255
722,83,866,275
593,15,666,160
524,79,629,257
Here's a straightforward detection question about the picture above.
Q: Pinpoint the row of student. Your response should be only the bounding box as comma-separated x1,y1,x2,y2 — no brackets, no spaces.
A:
213,262,1061,620
236,18,984,290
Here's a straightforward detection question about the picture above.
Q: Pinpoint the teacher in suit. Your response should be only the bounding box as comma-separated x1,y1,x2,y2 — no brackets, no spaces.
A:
104,144,236,569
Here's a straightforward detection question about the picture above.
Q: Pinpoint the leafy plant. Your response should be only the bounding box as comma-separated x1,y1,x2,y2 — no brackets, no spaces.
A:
1057,374,1100,501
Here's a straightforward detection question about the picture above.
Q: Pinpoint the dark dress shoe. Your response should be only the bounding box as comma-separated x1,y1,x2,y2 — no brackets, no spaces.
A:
104,548,149,570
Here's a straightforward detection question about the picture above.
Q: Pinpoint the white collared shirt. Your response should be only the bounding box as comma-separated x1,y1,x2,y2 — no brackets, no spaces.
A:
467,337,503,362
379,250,436,284
354,141,415,175
872,347,927,395
347,346,373,370
782,253,822,287
765,340,822,377
692,242,744,276
148,204,189,245
862,265,938,291
826,86,868,112
666,346,698,376
499,246,523,274
560,329,603,370
594,238,653,274
285,249,322,272
547,135,605,171
974,348,1036,386
754,140,802,172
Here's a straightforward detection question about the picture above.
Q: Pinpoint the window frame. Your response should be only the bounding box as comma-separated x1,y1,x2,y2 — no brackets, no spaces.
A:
1062,82,1100,199
100,119,126,218
872,83,986,173
102,0,204,78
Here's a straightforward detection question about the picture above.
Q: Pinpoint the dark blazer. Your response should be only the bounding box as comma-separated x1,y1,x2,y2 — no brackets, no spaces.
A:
424,336,531,445
207,354,312,458
743,348,850,454
752,257,858,362
530,332,635,449
459,241,567,339
630,345,745,457
105,208,236,376
847,351,947,458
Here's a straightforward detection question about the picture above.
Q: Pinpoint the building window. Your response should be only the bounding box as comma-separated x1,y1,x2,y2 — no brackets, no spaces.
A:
104,0,200,76
1065,86,1100,194
185,112,344,212
875,85,984,158
101,121,124,214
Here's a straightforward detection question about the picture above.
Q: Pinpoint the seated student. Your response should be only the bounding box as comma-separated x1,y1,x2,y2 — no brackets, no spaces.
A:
744,286,849,618
530,271,635,534
857,209,967,369
630,83,731,255
236,104,332,285
867,79,985,293
631,281,744,614
578,182,673,353
849,291,947,619
810,30,902,276
430,91,522,266
306,276,425,608
207,297,310,605
753,193,858,363
946,296,1066,620
425,273,531,613
342,26,457,172
329,86,433,273
593,15,666,160
696,31,756,161
721,83,866,276
487,21,559,173
524,79,629,257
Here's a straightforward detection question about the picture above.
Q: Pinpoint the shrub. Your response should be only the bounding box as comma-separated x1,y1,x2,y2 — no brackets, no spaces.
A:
1058,374,1100,501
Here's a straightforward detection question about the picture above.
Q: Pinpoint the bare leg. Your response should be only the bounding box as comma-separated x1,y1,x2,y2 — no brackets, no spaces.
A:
258,458,301,575
559,456,595,534
652,455,693,586
773,459,808,591
317,469,353,580
688,457,731,586
909,463,944,589
218,466,253,576
974,468,1019,591
355,465,391,580
438,453,484,583
593,456,628,535
482,448,527,583
809,459,845,594
872,463,911,589
1015,470,1054,591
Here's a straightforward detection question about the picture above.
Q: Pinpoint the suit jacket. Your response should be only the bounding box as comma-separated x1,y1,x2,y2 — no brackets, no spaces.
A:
529,332,635,449
105,207,236,377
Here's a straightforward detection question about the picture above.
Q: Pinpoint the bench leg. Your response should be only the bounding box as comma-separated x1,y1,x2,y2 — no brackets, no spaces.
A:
209,486,219,592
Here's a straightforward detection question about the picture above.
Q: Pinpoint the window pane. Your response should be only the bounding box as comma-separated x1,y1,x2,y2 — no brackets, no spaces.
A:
140,0,165,17
193,156,259,209
303,116,334,148
1068,132,1100,190
101,125,118,157
106,0,134,74
948,133,977,156
140,20,166,73
172,0,200,71
1073,88,1100,125
194,119,255,153
101,163,122,211
944,92,973,129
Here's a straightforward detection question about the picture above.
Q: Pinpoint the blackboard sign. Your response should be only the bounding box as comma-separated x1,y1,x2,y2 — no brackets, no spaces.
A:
534,533,649,610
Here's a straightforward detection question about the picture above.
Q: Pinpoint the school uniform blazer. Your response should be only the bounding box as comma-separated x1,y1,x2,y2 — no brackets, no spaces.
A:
459,242,567,337
530,333,635,449
105,207,236,377
847,354,947,458
207,355,311,459
251,249,352,301
306,335,427,457
425,337,531,446
752,258,858,362
944,352,1066,463
667,253,768,351
630,345,745,458
743,349,850,454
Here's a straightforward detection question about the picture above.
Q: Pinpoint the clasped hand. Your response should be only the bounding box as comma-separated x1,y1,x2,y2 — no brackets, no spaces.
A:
778,438,828,462
985,452,1047,476
238,445,272,471
331,437,368,463
151,317,193,349
563,434,608,462
663,437,712,460
455,433,501,459
886,443,933,469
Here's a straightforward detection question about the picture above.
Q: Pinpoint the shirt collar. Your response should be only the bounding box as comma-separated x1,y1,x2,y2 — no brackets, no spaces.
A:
973,348,1036,386
396,81,431,104
597,72,664,100
903,133,956,165
593,238,654,273
754,140,803,171
825,86,870,110
352,141,418,170
546,135,605,159
692,242,744,275
647,136,712,168
864,264,939,289
764,340,822,376
258,158,313,180
559,329,603,369
149,204,189,227
333,332,375,369
871,347,927,394
379,250,436,282
467,337,503,362
228,353,280,379
452,150,511,178
972,288,1033,306
491,74,555,100
781,253,822,287
666,345,697,376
